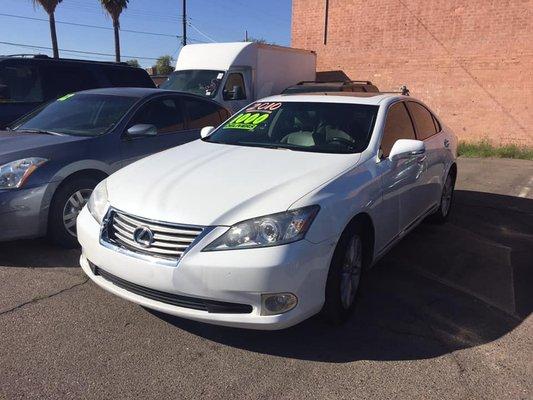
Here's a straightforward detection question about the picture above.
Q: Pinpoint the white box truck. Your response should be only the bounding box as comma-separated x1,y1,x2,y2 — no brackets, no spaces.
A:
160,42,316,113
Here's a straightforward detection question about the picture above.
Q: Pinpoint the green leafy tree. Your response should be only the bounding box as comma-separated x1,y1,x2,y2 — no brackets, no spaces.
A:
100,0,130,62
31,0,63,58
155,55,174,75
125,59,140,68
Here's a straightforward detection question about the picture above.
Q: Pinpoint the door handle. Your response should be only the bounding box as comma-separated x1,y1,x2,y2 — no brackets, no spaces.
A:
444,139,450,148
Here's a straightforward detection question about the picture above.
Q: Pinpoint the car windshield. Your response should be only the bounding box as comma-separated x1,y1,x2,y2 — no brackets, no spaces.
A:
11,93,137,137
204,101,379,154
160,69,224,98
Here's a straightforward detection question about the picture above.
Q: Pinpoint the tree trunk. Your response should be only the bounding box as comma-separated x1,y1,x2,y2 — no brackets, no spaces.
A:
113,19,121,62
49,13,59,58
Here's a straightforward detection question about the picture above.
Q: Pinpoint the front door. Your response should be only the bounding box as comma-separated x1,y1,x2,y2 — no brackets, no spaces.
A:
221,70,251,113
120,96,195,166
377,101,426,248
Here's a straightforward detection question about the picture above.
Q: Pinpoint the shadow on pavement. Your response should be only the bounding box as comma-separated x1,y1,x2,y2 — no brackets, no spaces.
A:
152,190,532,362
0,238,80,268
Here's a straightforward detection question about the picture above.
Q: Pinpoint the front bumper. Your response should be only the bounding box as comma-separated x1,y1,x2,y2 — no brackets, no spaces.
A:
77,207,335,330
0,184,50,241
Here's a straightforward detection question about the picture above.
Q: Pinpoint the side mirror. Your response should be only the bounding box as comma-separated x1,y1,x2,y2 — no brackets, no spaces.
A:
389,139,425,161
127,124,157,137
200,126,215,138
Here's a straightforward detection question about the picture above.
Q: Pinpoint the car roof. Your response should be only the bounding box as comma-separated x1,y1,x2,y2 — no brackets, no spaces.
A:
74,87,196,98
265,92,408,105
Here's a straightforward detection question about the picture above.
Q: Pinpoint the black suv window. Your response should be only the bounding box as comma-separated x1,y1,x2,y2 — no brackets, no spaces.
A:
184,98,225,129
42,64,97,99
407,102,438,140
0,64,44,103
131,97,185,134
381,102,416,157
102,66,154,88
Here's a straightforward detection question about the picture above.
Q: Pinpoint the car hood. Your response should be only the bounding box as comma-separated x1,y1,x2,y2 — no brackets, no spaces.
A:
0,130,89,161
107,140,360,226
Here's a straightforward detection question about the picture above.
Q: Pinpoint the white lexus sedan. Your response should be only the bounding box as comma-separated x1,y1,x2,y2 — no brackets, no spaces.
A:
77,93,457,330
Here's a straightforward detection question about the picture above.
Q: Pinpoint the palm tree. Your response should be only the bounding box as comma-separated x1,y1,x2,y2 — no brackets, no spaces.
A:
31,0,63,58
100,0,130,62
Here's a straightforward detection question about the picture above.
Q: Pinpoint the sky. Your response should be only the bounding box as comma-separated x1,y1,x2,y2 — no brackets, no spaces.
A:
0,0,292,67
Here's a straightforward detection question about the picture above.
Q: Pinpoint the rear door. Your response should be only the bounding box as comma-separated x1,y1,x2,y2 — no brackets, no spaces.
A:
0,61,45,128
120,95,195,166
406,101,443,212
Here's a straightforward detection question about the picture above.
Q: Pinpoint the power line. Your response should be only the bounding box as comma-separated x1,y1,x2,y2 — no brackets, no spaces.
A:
0,40,160,61
188,22,217,43
0,12,181,38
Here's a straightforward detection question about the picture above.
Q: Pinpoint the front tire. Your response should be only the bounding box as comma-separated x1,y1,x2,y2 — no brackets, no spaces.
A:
322,223,366,325
48,177,98,248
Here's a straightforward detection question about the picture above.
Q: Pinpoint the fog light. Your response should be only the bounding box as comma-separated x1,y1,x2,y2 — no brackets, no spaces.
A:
261,293,297,316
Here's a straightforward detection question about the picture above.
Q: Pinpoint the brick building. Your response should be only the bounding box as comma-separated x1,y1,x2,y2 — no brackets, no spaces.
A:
291,0,533,145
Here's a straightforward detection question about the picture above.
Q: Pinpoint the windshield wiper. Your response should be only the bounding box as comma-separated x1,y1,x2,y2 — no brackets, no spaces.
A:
15,129,62,136
238,142,294,151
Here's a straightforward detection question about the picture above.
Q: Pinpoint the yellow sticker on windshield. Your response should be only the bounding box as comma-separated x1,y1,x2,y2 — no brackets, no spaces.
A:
57,93,75,101
223,112,271,130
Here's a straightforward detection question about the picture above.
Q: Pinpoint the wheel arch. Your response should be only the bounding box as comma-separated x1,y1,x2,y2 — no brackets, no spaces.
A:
343,212,376,268
40,168,109,234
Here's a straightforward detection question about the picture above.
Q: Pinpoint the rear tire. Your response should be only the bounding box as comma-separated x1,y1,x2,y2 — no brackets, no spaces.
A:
429,171,455,224
48,177,99,248
322,222,366,325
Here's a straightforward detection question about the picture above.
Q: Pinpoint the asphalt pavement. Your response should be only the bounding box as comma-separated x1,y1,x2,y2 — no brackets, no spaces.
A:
0,157,532,400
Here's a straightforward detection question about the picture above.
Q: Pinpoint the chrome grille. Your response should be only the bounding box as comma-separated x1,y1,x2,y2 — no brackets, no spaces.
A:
105,210,204,260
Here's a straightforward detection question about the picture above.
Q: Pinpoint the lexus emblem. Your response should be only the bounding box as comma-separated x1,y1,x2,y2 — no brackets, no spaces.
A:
133,226,154,248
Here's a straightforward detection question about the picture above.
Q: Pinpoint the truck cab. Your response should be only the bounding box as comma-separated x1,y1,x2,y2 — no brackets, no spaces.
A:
160,42,316,113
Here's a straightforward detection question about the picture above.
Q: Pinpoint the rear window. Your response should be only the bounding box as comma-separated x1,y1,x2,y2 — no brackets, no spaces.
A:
0,64,44,103
407,102,438,140
101,66,155,88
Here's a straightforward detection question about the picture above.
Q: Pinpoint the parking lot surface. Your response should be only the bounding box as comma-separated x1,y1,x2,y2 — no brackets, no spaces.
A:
1,157,532,400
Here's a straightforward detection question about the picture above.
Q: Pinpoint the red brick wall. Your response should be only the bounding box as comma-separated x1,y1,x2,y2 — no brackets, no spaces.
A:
292,0,533,145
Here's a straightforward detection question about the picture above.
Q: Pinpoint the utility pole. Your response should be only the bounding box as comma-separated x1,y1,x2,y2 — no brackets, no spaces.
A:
182,0,187,46
245,30,248,42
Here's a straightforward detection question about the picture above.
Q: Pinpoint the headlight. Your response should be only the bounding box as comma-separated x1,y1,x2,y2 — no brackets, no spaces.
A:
0,158,47,189
203,205,319,251
87,180,109,224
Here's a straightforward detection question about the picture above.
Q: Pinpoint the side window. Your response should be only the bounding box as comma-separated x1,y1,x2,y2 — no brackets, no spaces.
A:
381,102,416,157
104,67,154,88
43,65,97,99
130,97,185,134
406,102,438,140
0,64,44,103
432,114,442,133
184,98,224,129
223,73,246,100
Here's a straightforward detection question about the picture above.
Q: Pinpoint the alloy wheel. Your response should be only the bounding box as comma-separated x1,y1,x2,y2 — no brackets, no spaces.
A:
340,235,363,309
62,189,92,237
441,175,453,217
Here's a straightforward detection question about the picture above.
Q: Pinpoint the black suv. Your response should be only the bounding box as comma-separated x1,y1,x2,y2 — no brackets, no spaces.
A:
282,80,379,95
0,55,155,128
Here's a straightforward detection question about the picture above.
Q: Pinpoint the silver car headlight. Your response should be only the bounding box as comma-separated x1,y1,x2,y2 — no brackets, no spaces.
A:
0,158,48,189
203,205,320,251
87,180,109,224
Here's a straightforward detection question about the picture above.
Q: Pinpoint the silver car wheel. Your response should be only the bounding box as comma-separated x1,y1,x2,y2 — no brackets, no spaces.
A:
63,189,92,237
340,235,363,309
441,175,453,217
